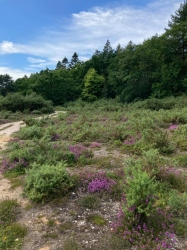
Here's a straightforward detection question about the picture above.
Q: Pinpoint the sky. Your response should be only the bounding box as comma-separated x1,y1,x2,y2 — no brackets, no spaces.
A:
0,0,182,79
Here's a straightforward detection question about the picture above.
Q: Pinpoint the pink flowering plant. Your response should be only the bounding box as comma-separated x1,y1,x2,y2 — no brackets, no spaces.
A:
69,144,93,161
168,124,178,131
89,142,101,148
0,157,29,174
123,133,141,146
111,164,175,249
79,170,117,194
112,204,175,250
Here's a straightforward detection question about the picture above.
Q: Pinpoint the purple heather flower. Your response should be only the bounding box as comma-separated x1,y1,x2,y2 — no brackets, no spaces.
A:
168,124,178,130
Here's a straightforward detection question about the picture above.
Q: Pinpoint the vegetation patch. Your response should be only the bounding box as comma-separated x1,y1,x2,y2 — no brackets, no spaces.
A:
0,199,27,250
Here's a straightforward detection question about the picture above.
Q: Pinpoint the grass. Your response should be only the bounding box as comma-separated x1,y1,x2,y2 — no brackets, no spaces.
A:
47,219,56,227
0,199,27,250
42,233,58,238
59,222,74,233
63,237,80,250
88,214,106,226
78,194,100,209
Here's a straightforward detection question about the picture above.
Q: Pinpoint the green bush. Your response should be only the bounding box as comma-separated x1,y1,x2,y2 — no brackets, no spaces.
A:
24,162,74,202
0,92,54,113
123,163,157,218
17,125,43,140
167,190,187,216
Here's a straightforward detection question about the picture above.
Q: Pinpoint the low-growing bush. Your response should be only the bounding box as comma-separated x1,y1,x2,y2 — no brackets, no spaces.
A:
79,170,116,194
112,163,175,249
167,190,187,216
24,162,74,202
17,125,43,140
69,144,93,161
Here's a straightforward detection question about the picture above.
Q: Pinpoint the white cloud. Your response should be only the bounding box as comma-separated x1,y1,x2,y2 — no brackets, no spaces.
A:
27,57,46,64
0,67,31,80
0,41,21,54
0,0,182,79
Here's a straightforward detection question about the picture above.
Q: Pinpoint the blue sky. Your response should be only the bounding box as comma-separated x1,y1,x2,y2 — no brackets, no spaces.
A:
0,0,182,79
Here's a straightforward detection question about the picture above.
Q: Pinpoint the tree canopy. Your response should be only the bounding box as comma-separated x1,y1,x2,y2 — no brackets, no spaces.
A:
5,2,187,104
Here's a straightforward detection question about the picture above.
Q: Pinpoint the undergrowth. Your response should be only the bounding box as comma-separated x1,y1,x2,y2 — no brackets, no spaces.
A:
1,96,187,249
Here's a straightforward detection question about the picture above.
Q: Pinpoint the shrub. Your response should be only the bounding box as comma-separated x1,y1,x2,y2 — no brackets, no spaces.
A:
157,167,187,192
24,162,74,202
17,125,43,139
0,92,54,113
79,170,116,194
167,190,187,216
69,144,93,160
0,157,28,174
139,128,174,154
123,164,158,218
112,164,175,249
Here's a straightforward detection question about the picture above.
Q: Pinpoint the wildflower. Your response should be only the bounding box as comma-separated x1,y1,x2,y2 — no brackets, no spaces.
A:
168,124,178,130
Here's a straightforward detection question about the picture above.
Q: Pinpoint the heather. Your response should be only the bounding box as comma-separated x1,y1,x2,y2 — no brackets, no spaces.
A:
1,97,187,248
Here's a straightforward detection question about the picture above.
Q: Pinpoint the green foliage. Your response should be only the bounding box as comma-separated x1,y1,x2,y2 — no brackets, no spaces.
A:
0,92,53,113
81,68,105,101
172,124,187,150
0,74,15,96
24,162,74,202
142,149,162,172
17,125,43,139
0,199,27,250
173,219,187,237
0,199,20,225
167,190,187,216
88,214,106,226
139,127,174,154
124,162,157,217
0,223,27,249
175,153,187,167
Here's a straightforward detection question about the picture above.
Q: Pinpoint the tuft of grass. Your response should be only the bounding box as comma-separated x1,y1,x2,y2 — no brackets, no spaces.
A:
59,222,73,233
0,199,20,224
47,219,56,227
42,233,58,238
78,194,100,209
88,214,106,226
63,237,80,250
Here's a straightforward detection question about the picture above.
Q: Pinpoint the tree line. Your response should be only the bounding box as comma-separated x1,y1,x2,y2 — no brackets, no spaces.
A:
1,2,187,105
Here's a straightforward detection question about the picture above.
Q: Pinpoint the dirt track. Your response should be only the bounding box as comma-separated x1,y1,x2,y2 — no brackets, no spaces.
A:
0,111,62,203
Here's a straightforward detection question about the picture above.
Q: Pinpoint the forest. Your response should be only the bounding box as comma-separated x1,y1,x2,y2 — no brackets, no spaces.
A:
1,2,187,107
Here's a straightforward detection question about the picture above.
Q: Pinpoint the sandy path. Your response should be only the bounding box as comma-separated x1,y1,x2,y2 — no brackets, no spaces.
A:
0,111,63,204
